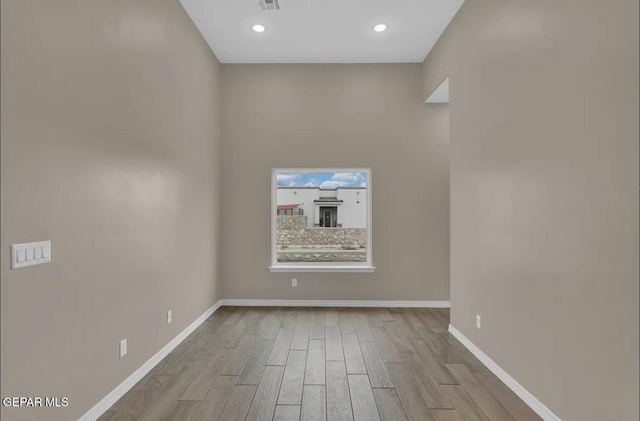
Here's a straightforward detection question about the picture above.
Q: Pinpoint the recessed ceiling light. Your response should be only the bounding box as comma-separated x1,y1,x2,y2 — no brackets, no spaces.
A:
373,24,387,32
252,24,265,33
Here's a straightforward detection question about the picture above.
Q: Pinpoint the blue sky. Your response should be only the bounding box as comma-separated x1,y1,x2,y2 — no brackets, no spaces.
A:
276,171,367,189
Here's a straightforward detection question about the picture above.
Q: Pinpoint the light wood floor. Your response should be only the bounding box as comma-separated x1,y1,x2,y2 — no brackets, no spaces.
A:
98,307,541,421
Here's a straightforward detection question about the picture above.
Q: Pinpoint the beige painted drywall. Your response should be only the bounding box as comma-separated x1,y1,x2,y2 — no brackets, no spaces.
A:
220,64,450,301
0,1,222,419
422,0,639,419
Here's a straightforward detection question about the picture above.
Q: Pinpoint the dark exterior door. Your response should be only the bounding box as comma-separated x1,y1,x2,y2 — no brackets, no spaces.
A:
323,209,332,227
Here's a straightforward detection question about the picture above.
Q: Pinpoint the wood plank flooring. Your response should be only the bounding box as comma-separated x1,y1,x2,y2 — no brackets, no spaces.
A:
101,307,541,421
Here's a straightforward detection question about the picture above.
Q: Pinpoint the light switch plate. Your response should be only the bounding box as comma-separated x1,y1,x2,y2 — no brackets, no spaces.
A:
11,241,51,269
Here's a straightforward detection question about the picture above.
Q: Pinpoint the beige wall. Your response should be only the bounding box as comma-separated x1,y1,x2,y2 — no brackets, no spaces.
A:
221,64,450,301
0,1,222,420
422,0,639,419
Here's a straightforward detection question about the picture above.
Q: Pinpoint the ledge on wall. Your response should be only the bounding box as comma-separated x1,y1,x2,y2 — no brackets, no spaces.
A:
425,76,449,103
269,265,376,273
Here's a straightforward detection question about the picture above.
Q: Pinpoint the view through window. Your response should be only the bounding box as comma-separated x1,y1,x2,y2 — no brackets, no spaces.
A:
273,169,371,266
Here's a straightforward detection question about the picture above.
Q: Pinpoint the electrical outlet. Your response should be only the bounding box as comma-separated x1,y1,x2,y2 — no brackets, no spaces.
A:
476,314,482,329
167,310,172,324
119,338,127,358
291,278,297,287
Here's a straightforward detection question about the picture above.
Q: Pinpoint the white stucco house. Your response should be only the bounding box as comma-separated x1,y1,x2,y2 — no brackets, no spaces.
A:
276,187,367,228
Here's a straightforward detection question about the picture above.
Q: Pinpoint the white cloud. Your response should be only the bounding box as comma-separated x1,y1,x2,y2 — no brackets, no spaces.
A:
276,173,301,186
319,172,366,189
319,180,348,189
277,171,366,188
331,172,362,183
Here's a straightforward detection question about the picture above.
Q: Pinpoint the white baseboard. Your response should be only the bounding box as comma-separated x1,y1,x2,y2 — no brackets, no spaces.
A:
219,299,450,308
448,324,561,421
79,300,223,421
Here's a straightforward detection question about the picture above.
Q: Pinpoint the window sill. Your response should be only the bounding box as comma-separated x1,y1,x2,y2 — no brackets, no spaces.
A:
269,265,376,273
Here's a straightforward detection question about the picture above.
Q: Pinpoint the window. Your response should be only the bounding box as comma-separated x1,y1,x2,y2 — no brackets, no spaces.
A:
270,169,374,272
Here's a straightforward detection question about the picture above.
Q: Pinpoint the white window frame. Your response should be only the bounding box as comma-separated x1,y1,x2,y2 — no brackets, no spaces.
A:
269,168,375,273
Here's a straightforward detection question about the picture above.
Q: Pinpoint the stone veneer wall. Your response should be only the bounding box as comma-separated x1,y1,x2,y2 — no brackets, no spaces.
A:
277,215,307,231
277,216,366,247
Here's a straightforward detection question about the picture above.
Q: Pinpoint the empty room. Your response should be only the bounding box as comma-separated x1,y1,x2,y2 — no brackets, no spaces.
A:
1,0,638,420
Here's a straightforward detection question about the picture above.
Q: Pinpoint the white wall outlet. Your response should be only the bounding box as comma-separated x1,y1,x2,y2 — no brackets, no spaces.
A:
119,338,127,358
291,278,297,287
476,314,482,329
167,310,172,324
